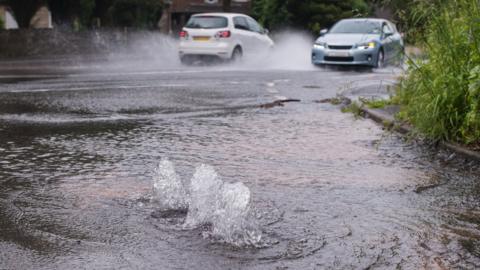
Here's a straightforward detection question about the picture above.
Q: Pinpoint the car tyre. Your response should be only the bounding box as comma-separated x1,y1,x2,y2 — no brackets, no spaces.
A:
180,56,191,66
231,47,243,63
314,63,327,69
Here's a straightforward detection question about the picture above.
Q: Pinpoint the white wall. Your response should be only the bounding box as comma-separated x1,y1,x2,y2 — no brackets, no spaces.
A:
5,10,19,29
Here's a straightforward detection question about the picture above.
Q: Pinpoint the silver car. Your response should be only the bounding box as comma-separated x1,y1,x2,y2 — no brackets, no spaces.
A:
311,18,404,68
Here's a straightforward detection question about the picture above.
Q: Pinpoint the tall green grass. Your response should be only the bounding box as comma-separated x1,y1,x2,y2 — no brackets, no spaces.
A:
397,0,480,144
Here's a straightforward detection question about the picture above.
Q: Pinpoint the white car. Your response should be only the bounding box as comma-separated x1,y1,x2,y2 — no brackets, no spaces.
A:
178,13,274,64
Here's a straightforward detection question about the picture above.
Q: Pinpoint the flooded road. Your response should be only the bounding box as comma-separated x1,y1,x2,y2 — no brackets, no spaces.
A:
1,60,480,269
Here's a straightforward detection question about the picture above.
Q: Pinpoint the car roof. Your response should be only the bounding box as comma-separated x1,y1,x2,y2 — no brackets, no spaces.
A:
339,18,390,24
191,13,249,18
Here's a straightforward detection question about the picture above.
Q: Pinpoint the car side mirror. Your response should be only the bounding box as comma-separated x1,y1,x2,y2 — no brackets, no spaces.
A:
384,31,393,38
320,29,328,36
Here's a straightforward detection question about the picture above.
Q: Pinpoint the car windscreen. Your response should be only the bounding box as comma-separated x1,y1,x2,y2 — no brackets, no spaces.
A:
185,16,228,29
329,20,382,34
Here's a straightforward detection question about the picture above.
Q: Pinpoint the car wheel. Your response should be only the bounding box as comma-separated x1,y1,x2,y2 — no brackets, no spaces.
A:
375,49,385,68
180,56,191,65
231,47,243,62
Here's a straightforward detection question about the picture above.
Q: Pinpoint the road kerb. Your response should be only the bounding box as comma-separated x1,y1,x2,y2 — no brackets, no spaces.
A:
360,107,480,162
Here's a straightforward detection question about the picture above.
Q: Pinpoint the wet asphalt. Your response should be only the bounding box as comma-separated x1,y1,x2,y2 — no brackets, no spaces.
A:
0,58,480,269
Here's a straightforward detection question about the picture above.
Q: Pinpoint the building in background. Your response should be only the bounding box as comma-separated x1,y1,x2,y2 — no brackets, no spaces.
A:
164,0,252,34
29,5,53,29
0,4,52,30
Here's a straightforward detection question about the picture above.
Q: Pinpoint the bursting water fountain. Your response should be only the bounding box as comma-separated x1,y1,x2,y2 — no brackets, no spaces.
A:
152,159,188,210
152,159,262,247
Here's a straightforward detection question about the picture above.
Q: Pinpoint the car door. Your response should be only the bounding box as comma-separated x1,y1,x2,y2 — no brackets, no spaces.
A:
245,16,269,51
381,22,395,62
388,21,405,61
233,16,254,52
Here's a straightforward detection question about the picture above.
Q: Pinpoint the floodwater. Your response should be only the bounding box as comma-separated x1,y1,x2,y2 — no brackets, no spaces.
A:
1,55,480,269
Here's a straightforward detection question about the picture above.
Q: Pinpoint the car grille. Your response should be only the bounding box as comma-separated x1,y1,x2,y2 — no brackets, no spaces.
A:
327,45,352,50
324,56,354,62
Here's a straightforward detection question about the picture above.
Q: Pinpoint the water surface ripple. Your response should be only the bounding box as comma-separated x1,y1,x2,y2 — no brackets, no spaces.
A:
1,65,479,269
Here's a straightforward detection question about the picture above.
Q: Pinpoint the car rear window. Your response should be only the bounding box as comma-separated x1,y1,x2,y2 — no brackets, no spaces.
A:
185,16,228,29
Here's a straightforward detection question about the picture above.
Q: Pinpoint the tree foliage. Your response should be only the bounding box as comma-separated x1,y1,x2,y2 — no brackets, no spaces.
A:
49,0,95,28
105,0,162,28
397,0,480,144
4,0,162,29
291,0,370,33
253,0,371,33
370,0,451,43
252,0,290,31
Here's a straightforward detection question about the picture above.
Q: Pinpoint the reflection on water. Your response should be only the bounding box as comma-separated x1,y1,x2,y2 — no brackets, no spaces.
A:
0,68,480,269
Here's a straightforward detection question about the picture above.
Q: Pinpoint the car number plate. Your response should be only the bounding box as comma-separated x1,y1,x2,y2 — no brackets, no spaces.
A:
193,36,210,41
328,51,350,57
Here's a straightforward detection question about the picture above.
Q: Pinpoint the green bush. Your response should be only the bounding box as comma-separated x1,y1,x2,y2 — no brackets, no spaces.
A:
252,0,290,31
0,16,4,29
253,0,371,33
48,0,96,29
107,0,162,28
372,0,435,44
48,0,162,29
397,0,480,144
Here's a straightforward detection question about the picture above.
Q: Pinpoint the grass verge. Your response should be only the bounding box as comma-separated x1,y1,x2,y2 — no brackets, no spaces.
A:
396,0,480,145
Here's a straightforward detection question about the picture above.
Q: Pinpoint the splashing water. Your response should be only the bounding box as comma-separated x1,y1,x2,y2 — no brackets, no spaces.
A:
228,30,315,71
212,182,262,246
152,161,262,247
184,164,223,227
152,159,188,210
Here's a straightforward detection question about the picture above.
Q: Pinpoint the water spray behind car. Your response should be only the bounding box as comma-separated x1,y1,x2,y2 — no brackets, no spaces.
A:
104,32,182,70
177,13,316,70
234,30,317,71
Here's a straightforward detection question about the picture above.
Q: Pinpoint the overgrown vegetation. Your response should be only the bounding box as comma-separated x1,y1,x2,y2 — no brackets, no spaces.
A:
341,101,363,118
48,0,96,30
0,0,428,38
2,0,163,29
360,97,390,109
252,0,371,33
359,95,401,109
370,0,434,44
251,0,438,43
396,0,480,144
105,0,162,28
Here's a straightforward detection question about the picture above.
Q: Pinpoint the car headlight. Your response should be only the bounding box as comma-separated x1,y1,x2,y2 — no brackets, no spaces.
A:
358,42,376,49
313,42,326,49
